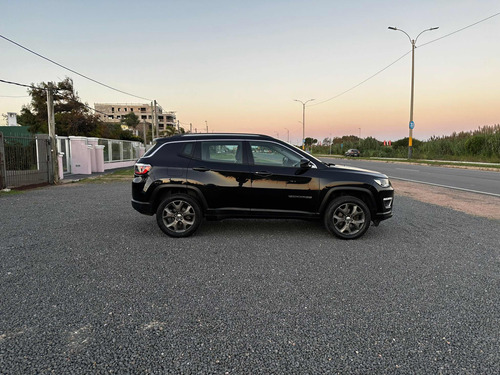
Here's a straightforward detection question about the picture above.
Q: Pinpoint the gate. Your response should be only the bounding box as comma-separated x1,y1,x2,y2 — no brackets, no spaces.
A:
0,132,52,189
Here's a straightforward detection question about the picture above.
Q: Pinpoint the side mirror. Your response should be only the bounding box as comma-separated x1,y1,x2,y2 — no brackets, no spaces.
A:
299,158,312,169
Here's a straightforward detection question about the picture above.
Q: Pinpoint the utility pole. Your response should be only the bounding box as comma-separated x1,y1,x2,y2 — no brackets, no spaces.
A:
205,121,208,133
153,100,158,139
177,120,180,132
294,99,315,150
46,82,58,184
190,123,192,133
143,120,147,147
329,132,332,155
150,102,154,141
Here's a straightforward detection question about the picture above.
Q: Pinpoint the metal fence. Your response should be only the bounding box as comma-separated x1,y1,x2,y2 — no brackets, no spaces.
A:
98,138,143,163
0,132,52,189
0,133,141,188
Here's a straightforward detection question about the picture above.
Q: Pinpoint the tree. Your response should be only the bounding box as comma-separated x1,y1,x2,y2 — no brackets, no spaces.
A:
121,112,140,130
304,137,318,149
163,125,185,137
17,77,101,136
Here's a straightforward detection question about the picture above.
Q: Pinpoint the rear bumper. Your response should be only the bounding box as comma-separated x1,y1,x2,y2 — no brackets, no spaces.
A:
131,199,154,216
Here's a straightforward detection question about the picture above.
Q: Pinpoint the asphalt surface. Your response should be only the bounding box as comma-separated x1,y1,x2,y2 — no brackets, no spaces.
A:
1,181,499,374
321,158,500,196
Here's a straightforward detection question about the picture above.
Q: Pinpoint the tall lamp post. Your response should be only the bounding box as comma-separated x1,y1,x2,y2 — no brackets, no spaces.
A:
388,26,438,158
294,98,315,150
284,128,290,143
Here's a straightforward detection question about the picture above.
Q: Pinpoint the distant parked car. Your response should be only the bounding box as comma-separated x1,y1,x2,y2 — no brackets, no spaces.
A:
345,149,360,157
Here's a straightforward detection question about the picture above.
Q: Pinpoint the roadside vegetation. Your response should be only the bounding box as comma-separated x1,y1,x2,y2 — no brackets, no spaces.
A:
0,188,23,196
312,125,500,163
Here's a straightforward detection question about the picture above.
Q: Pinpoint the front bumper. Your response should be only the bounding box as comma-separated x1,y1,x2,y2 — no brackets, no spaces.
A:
373,210,393,222
373,191,394,223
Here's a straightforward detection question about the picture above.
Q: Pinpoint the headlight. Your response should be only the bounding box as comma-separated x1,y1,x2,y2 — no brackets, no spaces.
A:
374,178,390,188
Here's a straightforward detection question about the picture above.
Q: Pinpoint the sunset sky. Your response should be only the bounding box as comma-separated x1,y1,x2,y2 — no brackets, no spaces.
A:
1,0,499,144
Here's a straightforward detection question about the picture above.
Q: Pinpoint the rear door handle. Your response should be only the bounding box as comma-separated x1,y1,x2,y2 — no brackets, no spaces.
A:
254,171,272,177
192,166,210,172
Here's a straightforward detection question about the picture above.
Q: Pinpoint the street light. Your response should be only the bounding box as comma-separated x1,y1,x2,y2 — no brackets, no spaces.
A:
284,128,290,143
294,98,315,150
388,26,439,158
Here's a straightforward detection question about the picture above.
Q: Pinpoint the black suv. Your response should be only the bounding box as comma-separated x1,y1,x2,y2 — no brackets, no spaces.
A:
132,134,393,239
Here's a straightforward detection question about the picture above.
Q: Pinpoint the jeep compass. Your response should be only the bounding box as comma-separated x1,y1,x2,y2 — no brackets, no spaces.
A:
132,134,394,239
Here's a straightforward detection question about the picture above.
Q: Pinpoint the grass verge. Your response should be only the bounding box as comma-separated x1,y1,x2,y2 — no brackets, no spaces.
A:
80,168,134,183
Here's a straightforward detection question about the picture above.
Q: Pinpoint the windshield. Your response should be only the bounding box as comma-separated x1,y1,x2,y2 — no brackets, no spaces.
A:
290,145,328,167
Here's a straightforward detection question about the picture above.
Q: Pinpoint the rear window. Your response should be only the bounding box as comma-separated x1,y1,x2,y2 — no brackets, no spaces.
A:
180,142,195,158
142,141,161,158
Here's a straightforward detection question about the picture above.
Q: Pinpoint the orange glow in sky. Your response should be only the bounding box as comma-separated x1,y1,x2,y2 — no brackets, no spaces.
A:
1,1,499,143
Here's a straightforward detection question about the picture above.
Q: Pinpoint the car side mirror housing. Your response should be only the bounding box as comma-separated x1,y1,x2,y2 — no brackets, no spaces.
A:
299,158,312,169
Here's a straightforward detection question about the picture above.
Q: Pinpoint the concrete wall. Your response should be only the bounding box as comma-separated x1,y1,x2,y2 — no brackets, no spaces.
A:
59,136,144,178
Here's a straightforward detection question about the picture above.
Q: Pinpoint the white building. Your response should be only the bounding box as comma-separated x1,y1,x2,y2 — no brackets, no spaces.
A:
94,103,176,135
7,112,18,126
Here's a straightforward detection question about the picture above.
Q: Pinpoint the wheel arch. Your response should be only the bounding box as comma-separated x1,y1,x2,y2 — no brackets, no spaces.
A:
151,184,208,213
319,187,376,215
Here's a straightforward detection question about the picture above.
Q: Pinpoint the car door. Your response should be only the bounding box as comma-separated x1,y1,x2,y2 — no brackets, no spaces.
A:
187,140,252,211
248,140,320,213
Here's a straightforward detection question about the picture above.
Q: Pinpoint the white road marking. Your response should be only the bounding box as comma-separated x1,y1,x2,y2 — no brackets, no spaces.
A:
390,177,500,198
395,168,420,172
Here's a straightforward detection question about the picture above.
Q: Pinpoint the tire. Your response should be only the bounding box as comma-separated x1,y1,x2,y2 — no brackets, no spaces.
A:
156,194,202,238
324,196,371,239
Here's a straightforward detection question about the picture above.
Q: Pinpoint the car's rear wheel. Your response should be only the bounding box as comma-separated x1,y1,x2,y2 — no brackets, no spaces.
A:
156,194,202,237
324,196,371,239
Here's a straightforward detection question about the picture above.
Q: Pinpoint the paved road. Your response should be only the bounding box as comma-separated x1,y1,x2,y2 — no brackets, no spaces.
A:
1,181,499,373
321,157,500,196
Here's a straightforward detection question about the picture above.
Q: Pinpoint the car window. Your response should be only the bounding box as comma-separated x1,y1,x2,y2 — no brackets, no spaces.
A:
142,141,160,158
180,142,195,158
200,141,243,164
250,141,302,167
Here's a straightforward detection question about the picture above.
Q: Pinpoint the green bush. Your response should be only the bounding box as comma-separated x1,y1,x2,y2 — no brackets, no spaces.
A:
311,124,499,162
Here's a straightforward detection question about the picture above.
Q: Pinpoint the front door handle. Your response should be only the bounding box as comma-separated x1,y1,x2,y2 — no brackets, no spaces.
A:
192,166,210,172
254,171,272,177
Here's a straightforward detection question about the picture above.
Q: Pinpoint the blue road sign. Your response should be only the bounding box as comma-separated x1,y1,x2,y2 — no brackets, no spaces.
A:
409,121,415,130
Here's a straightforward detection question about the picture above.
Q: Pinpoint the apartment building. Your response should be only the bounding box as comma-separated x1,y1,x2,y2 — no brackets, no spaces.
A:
94,103,176,134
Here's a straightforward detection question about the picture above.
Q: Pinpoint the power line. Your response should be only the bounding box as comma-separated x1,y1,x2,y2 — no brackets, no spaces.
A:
0,33,153,102
79,101,108,116
0,78,44,91
1,77,109,116
419,11,500,48
310,11,500,108
0,94,30,98
309,51,411,107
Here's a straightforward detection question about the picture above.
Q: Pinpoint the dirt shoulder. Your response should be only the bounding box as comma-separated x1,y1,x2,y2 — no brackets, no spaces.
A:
392,180,500,221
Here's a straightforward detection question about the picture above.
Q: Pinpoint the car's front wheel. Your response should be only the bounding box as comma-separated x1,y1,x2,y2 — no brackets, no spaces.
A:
324,196,371,239
156,194,202,237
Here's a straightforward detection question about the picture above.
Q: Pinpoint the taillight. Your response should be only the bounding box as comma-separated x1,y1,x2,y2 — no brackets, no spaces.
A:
135,163,152,175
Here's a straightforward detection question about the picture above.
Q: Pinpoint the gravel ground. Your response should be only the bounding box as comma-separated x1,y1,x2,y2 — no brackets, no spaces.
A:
0,181,499,374
391,180,500,220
